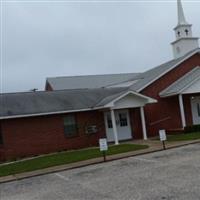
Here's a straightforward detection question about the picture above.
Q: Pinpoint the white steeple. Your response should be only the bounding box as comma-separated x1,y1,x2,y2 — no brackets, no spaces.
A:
177,0,187,25
171,0,199,59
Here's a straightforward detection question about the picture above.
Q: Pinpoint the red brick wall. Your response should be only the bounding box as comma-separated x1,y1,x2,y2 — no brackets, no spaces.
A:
183,94,193,126
144,96,182,136
129,108,143,139
0,110,106,161
1,54,199,160
141,53,200,135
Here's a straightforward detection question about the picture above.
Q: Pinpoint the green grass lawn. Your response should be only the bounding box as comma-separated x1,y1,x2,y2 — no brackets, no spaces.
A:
167,132,200,142
0,143,148,177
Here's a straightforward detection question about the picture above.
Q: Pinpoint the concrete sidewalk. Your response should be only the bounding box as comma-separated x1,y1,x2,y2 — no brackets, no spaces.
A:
0,139,200,184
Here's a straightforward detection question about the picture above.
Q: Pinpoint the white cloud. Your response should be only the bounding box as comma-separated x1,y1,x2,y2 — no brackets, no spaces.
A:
1,0,200,92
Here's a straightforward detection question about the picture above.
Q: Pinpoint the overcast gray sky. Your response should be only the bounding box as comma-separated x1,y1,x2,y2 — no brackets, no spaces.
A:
1,0,200,93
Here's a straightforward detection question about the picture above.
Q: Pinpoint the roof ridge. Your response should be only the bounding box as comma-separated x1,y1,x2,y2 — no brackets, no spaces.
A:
0,87,129,96
46,72,140,80
92,88,128,108
143,48,200,75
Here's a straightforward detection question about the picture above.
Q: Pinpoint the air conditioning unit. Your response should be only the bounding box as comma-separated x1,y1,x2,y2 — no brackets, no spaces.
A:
86,125,98,134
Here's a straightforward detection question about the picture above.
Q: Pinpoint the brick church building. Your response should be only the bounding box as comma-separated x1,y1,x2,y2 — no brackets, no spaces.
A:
0,0,200,160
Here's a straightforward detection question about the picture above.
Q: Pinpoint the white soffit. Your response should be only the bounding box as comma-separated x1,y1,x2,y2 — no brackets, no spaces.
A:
182,78,200,94
160,66,200,97
104,91,157,109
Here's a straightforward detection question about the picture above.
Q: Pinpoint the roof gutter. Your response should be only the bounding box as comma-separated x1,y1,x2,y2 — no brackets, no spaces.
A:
0,106,108,120
0,90,157,120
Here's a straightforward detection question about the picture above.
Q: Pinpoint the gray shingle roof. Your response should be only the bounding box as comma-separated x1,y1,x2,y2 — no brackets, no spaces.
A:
0,88,128,119
159,66,200,97
46,48,200,92
46,73,140,90
2,48,199,119
130,48,200,92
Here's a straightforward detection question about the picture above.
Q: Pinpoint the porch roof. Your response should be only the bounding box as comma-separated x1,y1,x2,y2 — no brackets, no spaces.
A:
0,87,156,119
159,66,200,97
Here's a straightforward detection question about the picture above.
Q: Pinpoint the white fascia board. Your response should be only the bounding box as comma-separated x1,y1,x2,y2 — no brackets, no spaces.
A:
160,78,200,98
171,37,199,45
0,92,157,120
160,67,200,98
180,76,200,94
137,49,200,93
160,92,178,98
0,106,106,120
104,90,157,108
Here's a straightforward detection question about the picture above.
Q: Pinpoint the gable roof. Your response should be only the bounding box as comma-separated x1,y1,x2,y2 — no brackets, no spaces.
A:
0,88,156,119
0,88,126,119
131,48,200,92
46,73,140,90
46,48,200,93
0,87,156,119
159,66,200,97
96,90,156,107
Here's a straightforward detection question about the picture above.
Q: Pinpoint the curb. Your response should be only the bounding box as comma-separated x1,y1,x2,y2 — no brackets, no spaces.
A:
0,140,200,184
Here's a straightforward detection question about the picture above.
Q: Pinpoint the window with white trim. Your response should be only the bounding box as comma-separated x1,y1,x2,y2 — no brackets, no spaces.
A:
63,115,78,137
119,113,128,127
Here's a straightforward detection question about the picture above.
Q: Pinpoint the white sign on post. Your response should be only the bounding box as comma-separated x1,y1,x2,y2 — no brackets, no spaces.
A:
159,130,167,141
99,138,108,151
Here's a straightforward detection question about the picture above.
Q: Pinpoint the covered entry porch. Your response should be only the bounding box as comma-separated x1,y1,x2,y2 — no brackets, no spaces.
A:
100,91,157,144
160,67,200,128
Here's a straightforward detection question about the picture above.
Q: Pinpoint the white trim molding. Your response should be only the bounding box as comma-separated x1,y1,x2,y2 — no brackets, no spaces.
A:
178,94,186,128
140,107,148,140
104,90,157,108
110,109,119,145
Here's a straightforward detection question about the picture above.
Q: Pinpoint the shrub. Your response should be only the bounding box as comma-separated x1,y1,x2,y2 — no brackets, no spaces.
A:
184,124,200,133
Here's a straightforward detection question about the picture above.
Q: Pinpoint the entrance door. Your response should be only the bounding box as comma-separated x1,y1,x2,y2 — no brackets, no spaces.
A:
191,97,200,125
104,109,132,142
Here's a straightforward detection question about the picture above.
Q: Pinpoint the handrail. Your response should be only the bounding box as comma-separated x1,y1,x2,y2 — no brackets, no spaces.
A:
149,116,171,126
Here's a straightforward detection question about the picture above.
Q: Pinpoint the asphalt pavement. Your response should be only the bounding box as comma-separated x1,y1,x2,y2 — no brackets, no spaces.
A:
1,143,200,200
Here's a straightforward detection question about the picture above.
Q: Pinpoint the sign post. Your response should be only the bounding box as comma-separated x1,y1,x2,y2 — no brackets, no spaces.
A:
159,129,167,150
99,138,108,162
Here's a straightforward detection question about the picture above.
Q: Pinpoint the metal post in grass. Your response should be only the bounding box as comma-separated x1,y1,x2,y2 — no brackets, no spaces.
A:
99,138,108,162
159,130,167,150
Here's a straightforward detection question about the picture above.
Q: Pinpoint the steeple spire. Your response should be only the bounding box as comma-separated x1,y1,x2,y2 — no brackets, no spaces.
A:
171,0,199,58
177,0,187,25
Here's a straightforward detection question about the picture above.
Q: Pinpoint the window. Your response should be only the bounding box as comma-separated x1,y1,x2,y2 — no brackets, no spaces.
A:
63,115,78,137
185,29,189,36
0,124,3,144
119,113,128,127
197,103,200,117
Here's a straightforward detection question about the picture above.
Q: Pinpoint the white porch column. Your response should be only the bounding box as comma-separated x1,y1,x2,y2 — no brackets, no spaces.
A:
110,109,119,145
140,106,147,140
178,94,186,128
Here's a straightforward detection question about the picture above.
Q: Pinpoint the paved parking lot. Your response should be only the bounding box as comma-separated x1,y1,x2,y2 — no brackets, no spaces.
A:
1,143,200,200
